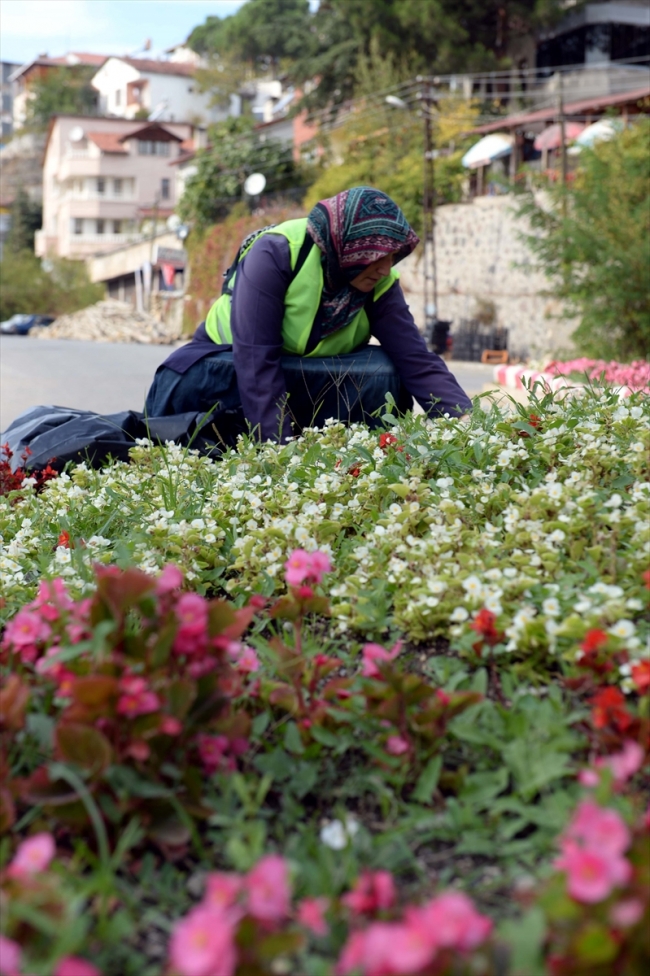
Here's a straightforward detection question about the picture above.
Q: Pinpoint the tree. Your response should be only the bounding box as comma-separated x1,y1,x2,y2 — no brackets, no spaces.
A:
0,250,103,321
303,42,478,231
516,119,650,361
189,0,311,74
5,188,42,254
295,0,574,110
24,65,98,131
177,116,308,228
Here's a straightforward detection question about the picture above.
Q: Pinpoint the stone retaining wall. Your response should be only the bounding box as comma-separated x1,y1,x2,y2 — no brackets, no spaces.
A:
397,194,578,360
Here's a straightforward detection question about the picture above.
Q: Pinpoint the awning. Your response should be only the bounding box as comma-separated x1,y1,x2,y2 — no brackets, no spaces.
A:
461,134,514,169
574,118,623,148
533,122,584,151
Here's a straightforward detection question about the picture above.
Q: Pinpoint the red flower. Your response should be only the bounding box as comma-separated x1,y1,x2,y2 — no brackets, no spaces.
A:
57,531,72,548
469,608,503,647
577,629,613,675
590,687,633,733
378,432,403,452
631,660,650,695
643,568,650,591
348,465,361,478
581,629,609,653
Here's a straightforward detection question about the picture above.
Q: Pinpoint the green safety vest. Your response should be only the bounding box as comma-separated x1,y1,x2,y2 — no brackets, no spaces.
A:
205,217,399,357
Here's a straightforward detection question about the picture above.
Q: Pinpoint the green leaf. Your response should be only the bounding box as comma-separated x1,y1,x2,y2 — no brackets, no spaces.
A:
575,922,618,964
412,755,442,803
499,906,547,976
283,721,305,755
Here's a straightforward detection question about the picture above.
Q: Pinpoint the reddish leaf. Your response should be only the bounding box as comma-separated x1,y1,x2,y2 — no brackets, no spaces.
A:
207,599,238,637
55,722,112,775
168,678,197,720
17,767,80,806
71,675,118,707
0,787,15,831
93,566,156,620
0,674,30,731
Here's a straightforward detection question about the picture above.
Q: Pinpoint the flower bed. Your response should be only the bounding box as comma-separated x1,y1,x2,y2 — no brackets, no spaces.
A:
1,386,649,975
494,358,650,399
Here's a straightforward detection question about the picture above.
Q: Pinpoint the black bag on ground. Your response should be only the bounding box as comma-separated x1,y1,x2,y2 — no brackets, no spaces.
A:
1,405,230,473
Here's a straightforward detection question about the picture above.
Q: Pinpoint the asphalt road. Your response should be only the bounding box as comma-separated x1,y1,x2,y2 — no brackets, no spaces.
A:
1,335,499,432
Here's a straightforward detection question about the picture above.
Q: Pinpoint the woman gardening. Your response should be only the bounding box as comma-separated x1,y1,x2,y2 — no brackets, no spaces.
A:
145,187,471,444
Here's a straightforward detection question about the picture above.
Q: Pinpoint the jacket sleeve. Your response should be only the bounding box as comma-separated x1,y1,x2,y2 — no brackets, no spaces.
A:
368,282,472,417
231,235,294,442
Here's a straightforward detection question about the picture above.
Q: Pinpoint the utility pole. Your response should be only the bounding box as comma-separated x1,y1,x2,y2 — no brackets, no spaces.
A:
421,78,437,348
558,70,567,194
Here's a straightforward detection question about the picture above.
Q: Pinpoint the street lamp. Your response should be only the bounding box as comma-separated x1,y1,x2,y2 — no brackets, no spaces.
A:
386,82,439,348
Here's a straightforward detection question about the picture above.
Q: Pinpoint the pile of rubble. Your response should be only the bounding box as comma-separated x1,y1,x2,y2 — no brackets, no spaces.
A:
33,300,182,344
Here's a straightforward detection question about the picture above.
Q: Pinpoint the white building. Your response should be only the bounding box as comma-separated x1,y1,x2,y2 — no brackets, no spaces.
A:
35,114,199,259
90,56,237,124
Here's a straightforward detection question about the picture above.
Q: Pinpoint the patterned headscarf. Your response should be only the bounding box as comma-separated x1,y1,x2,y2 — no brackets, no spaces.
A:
307,186,420,337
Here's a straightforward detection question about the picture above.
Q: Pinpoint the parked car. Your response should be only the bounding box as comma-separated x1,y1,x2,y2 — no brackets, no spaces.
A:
0,314,55,335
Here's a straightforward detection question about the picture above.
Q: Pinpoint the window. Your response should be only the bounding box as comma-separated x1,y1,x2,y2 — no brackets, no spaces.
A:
113,219,122,234
73,218,83,235
115,89,121,106
96,219,105,235
160,178,170,201
138,139,170,156
113,178,122,196
97,178,105,195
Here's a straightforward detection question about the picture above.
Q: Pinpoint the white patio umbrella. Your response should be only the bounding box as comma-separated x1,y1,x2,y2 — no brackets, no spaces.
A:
569,118,623,154
461,133,514,169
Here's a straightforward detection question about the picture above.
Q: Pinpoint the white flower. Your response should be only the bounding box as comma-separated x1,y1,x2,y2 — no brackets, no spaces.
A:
630,442,645,453
604,494,622,508
462,575,483,599
546,483,563,500
542,597,560,616
484,594,502,615
320,816,359,850
450,606,469,622
389,503,402,516
626,598,643,611
427,579,446,594
547,529,566,544
630,406,643,419
608,620,635,639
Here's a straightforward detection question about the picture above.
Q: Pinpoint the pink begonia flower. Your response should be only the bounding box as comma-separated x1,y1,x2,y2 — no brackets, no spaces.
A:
174,593,209,655
0,934,21,976
309,550,333,582
284,549,313,586
296,897,329,936
343,871,396,916
116,676,161,718
337,920,435,976
386,735,409,756
169,905,237,976
598,740,645,785
8,832,55,878
361,642,402,678
3,609,51,652
418,891,493,951
567,800,630,858
196,734,230,774
245,854,291,922
284,549,332,587
156,563,183,595
204,873,243,912
160,716,182,736
578,768,600,788
231,645,260,673
555,842,630,903
610,898,644,928
54,957,102,976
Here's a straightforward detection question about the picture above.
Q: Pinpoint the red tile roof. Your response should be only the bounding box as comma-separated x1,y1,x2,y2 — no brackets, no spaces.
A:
471,85,650,134
87,131,129,153
121,57,195,77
